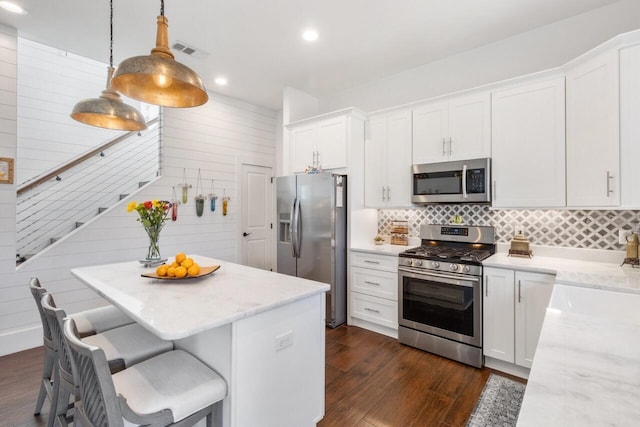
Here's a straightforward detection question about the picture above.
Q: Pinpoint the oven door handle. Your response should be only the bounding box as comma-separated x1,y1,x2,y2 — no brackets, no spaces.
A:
399,267,479,287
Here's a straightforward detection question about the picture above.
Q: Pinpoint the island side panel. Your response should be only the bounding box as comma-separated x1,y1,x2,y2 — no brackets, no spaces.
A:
232,292,326,427
174,323,233,427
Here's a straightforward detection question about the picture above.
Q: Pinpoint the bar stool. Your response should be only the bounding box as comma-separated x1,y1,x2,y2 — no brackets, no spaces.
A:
29,277,134,417
41,293,175,427
64,317,227,427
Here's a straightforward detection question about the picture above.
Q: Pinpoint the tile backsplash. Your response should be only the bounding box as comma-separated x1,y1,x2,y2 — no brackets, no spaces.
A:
378,206,640,250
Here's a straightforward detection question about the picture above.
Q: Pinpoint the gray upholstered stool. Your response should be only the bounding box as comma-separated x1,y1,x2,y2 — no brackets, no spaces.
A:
41,293,175,427
64,317,227,427
29,277,134,417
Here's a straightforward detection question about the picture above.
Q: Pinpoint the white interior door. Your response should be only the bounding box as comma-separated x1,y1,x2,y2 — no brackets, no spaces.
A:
240,163,273,270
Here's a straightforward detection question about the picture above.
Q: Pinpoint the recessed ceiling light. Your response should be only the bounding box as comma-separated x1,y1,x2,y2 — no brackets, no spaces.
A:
302,29,318,42
214,77,228,86
0,1,27,15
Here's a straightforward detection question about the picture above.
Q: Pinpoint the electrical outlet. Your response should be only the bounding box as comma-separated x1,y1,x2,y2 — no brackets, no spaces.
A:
275,331,293,351
619,229,632,245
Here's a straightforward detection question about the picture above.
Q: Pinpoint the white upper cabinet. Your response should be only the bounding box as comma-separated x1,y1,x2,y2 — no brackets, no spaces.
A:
491,76,566,207
364,110,412,208
412,92,490,164
620,43,640,208
566,49,620,207
289,115,348,173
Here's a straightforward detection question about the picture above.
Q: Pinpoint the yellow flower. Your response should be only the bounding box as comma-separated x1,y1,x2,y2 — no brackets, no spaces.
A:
127,201,138,212
152,199,160,208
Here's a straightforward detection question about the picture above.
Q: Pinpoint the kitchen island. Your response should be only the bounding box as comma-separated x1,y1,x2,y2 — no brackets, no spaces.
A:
71,255,330,427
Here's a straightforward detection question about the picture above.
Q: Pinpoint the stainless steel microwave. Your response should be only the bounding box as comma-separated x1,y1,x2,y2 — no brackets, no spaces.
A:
412,158,491,204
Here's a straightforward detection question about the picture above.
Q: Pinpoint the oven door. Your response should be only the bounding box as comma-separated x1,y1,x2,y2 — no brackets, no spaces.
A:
398,267,482,347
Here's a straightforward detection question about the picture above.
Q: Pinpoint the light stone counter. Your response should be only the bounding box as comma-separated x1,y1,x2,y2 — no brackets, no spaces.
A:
71,255,329,340
516,285,640,426
350,243,411,256
484,252,640,294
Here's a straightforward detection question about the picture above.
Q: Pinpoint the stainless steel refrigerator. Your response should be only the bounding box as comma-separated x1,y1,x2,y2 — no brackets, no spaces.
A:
275,173,347,328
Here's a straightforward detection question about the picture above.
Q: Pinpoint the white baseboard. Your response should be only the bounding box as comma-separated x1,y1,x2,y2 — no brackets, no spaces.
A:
348,317,398,339
0,325,42,356
484,356,530,379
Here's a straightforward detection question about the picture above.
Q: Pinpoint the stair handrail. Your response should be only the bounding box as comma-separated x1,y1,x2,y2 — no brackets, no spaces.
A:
17,117,160,196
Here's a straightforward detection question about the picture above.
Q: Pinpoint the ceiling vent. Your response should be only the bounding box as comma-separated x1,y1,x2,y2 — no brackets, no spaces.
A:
172,41,209,59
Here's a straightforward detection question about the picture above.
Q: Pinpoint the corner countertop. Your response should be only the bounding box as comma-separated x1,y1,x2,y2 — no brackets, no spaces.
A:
350,243,409,256
351,237,420,256
517,284,640,426
484,251,640,294
71,255,330,340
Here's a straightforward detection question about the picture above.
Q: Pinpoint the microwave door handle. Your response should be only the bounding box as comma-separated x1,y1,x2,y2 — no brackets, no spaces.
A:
462,164,468,199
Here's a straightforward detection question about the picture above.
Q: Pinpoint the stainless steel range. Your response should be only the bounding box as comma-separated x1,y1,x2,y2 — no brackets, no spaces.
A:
398,224,495,368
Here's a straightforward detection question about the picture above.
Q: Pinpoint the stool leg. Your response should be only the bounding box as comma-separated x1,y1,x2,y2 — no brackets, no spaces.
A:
47,361,61,427
34,346,55,415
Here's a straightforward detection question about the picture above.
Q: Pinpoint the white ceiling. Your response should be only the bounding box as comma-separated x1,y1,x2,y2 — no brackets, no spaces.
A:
0,0,622,110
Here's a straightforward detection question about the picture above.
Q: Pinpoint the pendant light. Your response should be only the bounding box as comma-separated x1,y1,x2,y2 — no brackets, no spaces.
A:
70,0,147,131
111,0,208,108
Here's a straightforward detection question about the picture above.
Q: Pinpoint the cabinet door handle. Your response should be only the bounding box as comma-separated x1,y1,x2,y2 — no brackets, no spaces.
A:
518,279,522,303
485,276,488,297
364,307,381,314
364,260,380,265
387,186,391,201
493,180,496,201
606,171,614,197
449,137,453,156
364,281,381,286
442,138,446,156
316,151,320,167
382,186,386,202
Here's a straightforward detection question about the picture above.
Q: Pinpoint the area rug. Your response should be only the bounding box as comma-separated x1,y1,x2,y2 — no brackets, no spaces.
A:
466,374,526,427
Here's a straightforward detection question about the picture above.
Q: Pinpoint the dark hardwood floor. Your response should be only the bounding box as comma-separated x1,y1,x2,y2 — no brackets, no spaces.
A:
0,325,521,427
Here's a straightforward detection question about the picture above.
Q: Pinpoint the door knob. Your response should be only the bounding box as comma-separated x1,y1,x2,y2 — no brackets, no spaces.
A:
242,232,251,237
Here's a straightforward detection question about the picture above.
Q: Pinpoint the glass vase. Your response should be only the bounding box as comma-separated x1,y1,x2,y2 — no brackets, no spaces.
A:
144,225,162,260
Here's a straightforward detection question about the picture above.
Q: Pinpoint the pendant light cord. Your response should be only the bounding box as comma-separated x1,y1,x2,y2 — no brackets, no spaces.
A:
160,0,164,17
109,0,113,67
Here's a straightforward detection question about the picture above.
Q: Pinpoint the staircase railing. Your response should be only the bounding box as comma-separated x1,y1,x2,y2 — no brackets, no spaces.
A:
16,117,162,262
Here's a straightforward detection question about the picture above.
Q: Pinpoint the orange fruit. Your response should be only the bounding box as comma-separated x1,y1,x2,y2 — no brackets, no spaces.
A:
156,265,168,276
181,258,194,269
170,261,179,268
175,266,187,278
187,264,200,276
167,266,176,277
175,252,186,264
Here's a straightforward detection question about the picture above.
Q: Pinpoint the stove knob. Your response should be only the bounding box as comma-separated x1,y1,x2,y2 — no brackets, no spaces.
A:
404,259,412,266
450,263,459,271
415,260,423,267
431,261,440,269
462,265,471,273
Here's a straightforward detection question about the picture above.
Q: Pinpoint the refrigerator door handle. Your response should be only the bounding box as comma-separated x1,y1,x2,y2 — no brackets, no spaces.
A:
290,198,297,258
293,198,302,258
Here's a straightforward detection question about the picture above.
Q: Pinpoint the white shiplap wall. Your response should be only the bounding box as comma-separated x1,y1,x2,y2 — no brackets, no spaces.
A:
0,33,277,355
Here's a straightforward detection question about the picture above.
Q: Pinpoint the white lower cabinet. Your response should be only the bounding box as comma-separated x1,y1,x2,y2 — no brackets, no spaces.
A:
483,267,554,371
349,250,398,338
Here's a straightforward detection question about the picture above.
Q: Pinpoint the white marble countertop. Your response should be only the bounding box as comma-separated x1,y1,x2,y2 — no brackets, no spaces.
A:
350,242,410,256
71,255,330,340
484,252,640,294
517,284,640,426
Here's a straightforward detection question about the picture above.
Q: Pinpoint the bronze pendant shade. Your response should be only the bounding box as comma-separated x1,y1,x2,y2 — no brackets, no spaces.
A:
111,13,208,108
70,0,147,131
71,67,147,131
